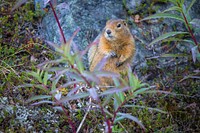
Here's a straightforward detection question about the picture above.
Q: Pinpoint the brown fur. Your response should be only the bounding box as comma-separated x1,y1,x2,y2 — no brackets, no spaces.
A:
88,19,135,89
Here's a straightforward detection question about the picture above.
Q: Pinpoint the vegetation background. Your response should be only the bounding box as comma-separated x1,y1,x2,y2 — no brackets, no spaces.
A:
0,0,199,132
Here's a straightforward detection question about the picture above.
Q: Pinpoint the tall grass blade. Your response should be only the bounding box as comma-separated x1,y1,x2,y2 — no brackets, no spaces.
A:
168,0,178,5
94,56,108,71
82,71,100,84
191,46,198,63
93,71,119,78
88,88,99,101
59,92,90,102
102,94,113,107
31,100,55,106
162,6,182,13
99,87,131,97
141,13,185,22
28,95,52,102
115,113,145,129
187,0,196,13
149,32,188,46
190,19,200,28
124,105,167,113
114,94,122,111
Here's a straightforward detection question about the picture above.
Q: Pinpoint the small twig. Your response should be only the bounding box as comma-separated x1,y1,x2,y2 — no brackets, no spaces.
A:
0,60,20,77
76,98,92,133
54,97,76,133
133,35,147,45
98,102,112,133
179,75,200,82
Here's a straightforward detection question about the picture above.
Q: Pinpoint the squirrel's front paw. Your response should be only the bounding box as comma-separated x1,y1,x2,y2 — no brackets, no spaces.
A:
106,51,117,58
116,62,123,67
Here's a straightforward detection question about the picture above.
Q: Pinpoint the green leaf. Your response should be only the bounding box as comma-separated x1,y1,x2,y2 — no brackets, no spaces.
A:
149,32,188,46
118,92,125,102
141,13,185,22
115,113,145,130
43,71,49,85
133,87,150,96
82,71,100,84
99,87,131,97
123,105,167,113
162,6,182,13
197,53,200,62
59,92,90,102
39,69,44,80
144,90,172,95
168,0,178,5
191,46,199,63
182,4,191,22
51,75,62,91
28,71,42,83
31,100,55,105
113,77,120,87
88,88,99,101
75,54,84,73
161,38,195,45
17,84,35,88
181,39,195,45
28,95,52,102
128,67,147,92
93,71,119,78
38,59,66,68
102,94,113,107
187,0,196,13
128,67,135,88
190,19,200,28
113,94,122,111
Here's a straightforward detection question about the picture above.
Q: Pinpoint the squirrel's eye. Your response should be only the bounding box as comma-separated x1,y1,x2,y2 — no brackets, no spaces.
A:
117,23,121,28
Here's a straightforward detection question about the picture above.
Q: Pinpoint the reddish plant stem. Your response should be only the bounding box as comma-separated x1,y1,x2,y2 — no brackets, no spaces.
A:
61,105,76,133
47,3,112,132
182,12,200,52
61,53,92,88
49,1,78,89
111,100,126,126
41,83,77,132
99,103,112,133
54,98,76,133
178,3,200,52
49,1,66,44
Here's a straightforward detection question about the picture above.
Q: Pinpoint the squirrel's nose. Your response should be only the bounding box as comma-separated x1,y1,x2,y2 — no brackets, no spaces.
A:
106,29,111,35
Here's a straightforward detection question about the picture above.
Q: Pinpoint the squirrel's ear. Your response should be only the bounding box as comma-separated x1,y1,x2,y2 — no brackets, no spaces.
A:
106,19,112,25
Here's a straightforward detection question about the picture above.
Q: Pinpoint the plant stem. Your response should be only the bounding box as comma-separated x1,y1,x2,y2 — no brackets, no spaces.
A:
53,90,76,132
49,1,67,44
61,105,77,133
178,3,200,52
111,100,126,126
99,103,112,133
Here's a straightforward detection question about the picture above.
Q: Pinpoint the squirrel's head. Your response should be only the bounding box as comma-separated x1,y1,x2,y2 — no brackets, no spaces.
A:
103,19,131,41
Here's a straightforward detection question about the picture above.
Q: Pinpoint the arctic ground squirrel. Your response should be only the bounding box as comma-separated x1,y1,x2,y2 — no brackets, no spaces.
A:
88,19,135,89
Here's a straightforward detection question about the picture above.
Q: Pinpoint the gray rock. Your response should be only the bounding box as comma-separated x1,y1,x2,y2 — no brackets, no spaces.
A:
41,0,200,71
41,0,128,67
42,0,125,49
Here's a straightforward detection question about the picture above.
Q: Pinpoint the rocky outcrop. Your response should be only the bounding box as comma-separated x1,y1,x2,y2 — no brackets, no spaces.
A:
41,0,200,71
